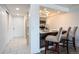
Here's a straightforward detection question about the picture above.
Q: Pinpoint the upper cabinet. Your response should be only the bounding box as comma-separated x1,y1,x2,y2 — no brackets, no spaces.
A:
40,9,47,30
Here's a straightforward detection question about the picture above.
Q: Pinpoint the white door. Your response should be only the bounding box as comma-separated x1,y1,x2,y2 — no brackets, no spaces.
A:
13,16,24,38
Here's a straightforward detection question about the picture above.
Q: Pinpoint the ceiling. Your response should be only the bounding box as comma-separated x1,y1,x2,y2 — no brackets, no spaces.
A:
6,4,30,16
58,4,79,8
40,6,66,17
40,4,79,17
5,4,79,16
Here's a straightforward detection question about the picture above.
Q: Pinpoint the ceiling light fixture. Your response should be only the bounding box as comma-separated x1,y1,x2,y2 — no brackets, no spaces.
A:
44,8,47,11
16,8,20,10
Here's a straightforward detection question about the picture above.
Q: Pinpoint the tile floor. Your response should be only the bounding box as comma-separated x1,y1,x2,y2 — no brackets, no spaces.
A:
39,46,79,54
1,37,30,54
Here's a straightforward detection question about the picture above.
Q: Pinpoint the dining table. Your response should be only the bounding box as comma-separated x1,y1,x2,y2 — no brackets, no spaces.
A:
40,30,67,48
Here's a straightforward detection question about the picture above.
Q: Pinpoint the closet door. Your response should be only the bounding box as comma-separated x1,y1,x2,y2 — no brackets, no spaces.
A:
13,16,24,38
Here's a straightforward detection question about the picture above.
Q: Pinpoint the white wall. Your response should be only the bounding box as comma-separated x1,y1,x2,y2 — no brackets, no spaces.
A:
47,13,78,30
0,6,8,52
8,14,14,39
24,14,30,45
47,13,79,47
29,4,40,53
24,15,28,38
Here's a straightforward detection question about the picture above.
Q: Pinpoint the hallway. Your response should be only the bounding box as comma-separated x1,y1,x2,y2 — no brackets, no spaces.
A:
1,37,30,54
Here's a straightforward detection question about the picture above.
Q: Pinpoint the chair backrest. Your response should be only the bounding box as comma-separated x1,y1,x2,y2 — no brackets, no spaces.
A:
72,26,78,37
57,27,62,42
67,27,71,39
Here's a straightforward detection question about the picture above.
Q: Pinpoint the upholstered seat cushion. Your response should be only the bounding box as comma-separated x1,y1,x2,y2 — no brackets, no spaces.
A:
46,35,59,42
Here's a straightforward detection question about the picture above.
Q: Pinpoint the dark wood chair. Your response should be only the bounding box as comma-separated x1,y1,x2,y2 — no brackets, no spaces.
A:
45,27,63,54
61,27,71,54
69,26,78,51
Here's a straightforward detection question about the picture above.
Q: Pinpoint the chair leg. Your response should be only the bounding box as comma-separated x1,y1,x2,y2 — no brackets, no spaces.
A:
73,37,76,51
63,40,65,48
55,43,59,54
66,39,69,54
45,40,48,54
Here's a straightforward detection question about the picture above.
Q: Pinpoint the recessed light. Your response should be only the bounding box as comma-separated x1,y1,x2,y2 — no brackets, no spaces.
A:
16,8,20,10
44,8,47,11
